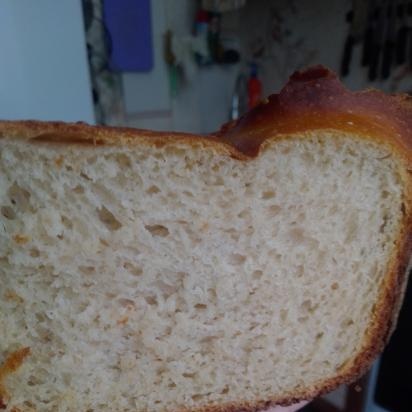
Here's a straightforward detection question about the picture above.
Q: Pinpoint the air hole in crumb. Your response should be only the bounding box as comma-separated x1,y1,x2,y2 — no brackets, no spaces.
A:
194,303,207,310
401,203,406,215
8,183,31,212
191,394,204,401
213,176,224,186
118,298,135,308
100,238,110,247
116,153,131,168
248,322,258,331
296,265,304,278
163,326,172,336
252,270,263,279
328,205,339,216
123,262,143,276
80,172,92,181
288,227,306,244
183,190,194,197
229,253,246,265
262,190,276,199
86,156,97,165
182,372,196,378
267,204,281,217
316,332,324,340
35,313,46,322
379,214,389,233
221,386,229,394
238,210,249,219
79,266,95,275
168,382,177,388
177,271,188,280
152,280,177,299
382,190,390,199
331,282,339,290
27,375,41,386
61,215,73,230
200,335,219,344
30,248,40,258
1,205,15,220
145,296,158,306
145,224,169,237
73,185,85,194
225,228,240,241
301,300,313,312
97,206,122,231
23,401,36,409
146,185,160,194
208,288,217,299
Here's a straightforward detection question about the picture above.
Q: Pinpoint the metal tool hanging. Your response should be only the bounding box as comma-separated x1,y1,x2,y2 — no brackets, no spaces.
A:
342,0,412,80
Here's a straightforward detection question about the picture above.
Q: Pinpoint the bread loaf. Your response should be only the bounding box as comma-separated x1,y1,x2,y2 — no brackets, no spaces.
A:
0,66,411,412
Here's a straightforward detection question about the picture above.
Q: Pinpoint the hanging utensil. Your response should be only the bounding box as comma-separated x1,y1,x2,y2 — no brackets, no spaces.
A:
341,0,369,76
396,1,408,65
341,9,355,76
381,1,397,79
362,0,376,66
368,0,387,81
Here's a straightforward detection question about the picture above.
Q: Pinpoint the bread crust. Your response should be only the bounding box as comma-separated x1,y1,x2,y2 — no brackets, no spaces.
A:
0,66,411,411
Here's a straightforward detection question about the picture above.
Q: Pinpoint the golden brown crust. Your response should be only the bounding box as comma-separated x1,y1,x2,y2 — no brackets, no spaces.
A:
215,65,412,164
0,66,411,411
0,120,240,160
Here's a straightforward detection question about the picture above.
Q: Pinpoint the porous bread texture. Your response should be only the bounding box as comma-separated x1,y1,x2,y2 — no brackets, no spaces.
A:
0,131,405,412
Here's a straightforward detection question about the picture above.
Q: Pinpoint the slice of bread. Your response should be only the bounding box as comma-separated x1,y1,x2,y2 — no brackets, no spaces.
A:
0,66,411,412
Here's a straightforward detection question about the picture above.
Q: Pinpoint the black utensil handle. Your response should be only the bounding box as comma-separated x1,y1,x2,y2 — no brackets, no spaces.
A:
381,42,393,78
362,27,374,66
341,35,355,76
368,43,381,81
396,26,408,65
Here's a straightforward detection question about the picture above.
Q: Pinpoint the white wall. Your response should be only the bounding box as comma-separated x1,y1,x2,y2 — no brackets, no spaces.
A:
0,0,94,123
123,0,240,134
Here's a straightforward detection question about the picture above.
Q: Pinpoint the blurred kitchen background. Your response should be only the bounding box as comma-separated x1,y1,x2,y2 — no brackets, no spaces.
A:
0,1,410,412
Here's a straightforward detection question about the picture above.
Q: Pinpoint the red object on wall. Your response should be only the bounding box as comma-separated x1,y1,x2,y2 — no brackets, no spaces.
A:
248,64,262,109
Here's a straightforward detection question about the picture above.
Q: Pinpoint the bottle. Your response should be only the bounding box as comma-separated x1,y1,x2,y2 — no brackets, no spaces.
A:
247,63,262,109
194,9,211,65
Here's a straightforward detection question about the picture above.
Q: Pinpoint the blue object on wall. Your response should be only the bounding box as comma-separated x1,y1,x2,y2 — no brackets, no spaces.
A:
103,0,153,72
